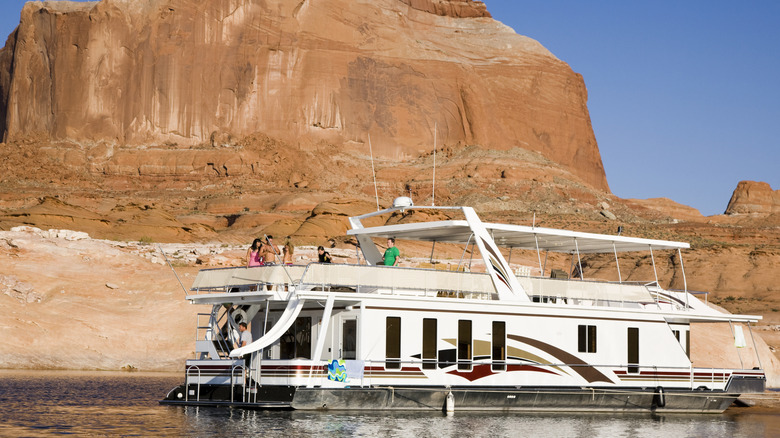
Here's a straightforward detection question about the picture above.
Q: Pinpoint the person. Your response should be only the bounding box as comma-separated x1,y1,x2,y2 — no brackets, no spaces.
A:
261,235,279,265
246,238,264,267
317,245,332,263
283,236,294,265
282,246,293,265
236,322,252,348
383,237,400,266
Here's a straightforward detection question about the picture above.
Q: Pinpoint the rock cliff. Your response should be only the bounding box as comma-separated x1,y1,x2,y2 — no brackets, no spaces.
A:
725,181,780,215
0,0,608,190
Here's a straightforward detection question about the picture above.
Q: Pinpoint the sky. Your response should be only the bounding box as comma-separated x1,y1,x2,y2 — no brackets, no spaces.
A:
1,1,778,216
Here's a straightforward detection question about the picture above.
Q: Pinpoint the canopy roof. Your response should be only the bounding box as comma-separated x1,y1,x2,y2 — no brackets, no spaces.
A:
347,220,689,254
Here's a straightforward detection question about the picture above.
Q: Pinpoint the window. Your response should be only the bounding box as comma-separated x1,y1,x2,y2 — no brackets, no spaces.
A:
342,319,357,360
422,318,437,370
627,327,639,373
280,316,311,359
386,317,401,369
458,320,472,371
578,325,597,353
492,321,506,371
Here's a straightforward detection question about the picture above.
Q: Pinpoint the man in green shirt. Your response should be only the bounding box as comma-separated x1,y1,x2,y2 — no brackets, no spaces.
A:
383,238,400,266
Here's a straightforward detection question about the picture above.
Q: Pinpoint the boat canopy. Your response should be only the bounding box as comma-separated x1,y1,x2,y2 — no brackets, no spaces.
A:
347,220,689,254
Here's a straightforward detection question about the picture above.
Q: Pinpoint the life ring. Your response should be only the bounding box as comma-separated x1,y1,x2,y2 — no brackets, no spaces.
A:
230,308,248,325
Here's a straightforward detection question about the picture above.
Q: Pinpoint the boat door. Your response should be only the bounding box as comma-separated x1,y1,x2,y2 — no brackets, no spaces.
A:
339,316,358,360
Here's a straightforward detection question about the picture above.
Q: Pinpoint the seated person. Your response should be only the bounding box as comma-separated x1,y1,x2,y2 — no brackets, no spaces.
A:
317,246,332,263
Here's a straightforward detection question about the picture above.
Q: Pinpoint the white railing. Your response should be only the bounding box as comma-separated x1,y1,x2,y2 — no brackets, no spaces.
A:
190,265,308,293
297,264,496,299
190,264,682,307
515,276,656,307
244,358,742,392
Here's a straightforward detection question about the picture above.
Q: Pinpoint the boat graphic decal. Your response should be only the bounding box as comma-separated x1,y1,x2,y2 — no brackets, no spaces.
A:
507,346,570,376
480,237,512,290
508,335,612,384
446,364,558,382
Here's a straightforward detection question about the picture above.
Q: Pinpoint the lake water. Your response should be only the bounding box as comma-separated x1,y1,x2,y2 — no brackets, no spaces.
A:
0,370,777,437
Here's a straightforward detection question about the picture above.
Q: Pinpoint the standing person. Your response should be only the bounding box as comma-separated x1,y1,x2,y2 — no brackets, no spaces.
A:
236,322,252,348
283,236,294,265
383,237,400,266
317,246,332,263
261,235,279,265
246,238,264,267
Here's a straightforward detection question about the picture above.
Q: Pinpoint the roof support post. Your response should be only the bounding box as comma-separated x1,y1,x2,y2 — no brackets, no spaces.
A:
308,294,335,388
678,248,689,309
430,241,436,264
748,322,763,370
574,238,583,280
612,242,622,283
649,246,659,286
457,234,474,272
534,234,543,276
728,320,744,369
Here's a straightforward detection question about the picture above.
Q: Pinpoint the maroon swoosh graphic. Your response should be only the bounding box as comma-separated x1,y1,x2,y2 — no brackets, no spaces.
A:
508,334,612,384
446,363,559,382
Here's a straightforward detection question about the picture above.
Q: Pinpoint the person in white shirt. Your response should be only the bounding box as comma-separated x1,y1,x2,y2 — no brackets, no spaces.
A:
236,322,252,348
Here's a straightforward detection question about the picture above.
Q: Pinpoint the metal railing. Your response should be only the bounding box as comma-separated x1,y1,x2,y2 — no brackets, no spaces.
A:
238,357,746,391
297,263,496,299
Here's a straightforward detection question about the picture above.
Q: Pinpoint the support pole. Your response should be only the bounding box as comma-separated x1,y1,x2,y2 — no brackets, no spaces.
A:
747,322,763,370
728,320,744,369
678,248,689,309
612,242,622,283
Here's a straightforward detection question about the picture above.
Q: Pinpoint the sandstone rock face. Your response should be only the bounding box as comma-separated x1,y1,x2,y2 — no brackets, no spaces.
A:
0,0,608,191
624,197,704,221
725,181,780,215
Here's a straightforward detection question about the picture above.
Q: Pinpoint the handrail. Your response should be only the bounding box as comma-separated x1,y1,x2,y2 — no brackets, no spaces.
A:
230,365,245,403
264,357,754,390
185,365,201,402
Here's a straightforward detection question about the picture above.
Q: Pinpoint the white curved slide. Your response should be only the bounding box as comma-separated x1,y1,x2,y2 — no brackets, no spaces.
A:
229,296,305,357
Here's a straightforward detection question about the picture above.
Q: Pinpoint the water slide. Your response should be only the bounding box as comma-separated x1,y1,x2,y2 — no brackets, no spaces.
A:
229,296,305,357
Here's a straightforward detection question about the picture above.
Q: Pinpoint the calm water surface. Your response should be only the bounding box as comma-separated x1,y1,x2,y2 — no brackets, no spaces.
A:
0,370,777,437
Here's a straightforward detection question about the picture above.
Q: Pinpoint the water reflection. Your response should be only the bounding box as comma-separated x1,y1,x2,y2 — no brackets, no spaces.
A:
0,370,776,437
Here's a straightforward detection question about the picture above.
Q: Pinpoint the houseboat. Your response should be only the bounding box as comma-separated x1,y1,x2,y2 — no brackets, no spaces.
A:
161,198,765,413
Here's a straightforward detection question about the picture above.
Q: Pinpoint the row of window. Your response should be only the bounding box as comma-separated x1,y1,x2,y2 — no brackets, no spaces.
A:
388,319,686,372
386,317,506,370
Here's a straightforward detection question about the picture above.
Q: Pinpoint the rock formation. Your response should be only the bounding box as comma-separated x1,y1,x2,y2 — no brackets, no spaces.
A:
725,181,780,215
0,0,609,190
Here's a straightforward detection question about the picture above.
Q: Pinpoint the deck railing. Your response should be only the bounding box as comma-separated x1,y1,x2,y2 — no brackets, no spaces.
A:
297,263,496,299
189,263,685,307
242,357,740,391
515,276,656,307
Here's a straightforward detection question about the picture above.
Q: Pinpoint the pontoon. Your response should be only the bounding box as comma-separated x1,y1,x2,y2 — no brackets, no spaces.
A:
161,198,765,412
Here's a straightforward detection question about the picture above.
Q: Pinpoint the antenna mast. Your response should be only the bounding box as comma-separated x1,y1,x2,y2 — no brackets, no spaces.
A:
368,134,380,211
432,122,437,206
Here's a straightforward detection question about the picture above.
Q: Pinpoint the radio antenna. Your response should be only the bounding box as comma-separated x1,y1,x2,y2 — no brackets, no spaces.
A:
432,122,437,206
158,244,188,297
368,134,380,211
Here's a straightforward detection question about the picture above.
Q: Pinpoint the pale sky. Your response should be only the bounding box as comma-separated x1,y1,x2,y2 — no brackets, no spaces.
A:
2,0,778,216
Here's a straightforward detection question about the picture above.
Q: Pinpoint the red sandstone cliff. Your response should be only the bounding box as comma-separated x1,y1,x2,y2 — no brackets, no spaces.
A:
0,0,609,191
725,181,780,215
